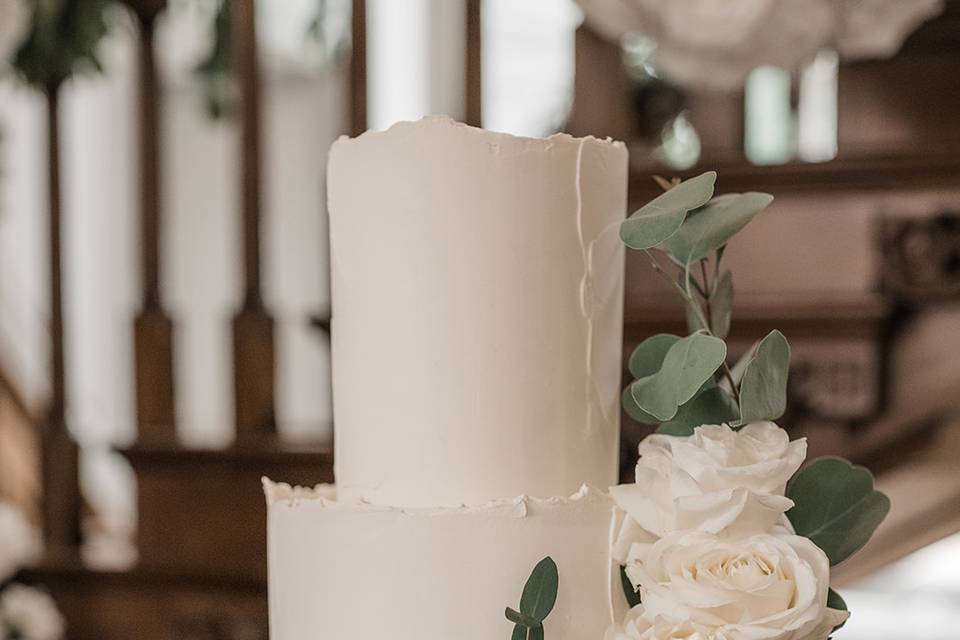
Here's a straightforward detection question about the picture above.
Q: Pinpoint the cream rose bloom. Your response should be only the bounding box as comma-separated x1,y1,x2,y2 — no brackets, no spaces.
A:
610,422,805,542
0,585,65,640
620,530,847,640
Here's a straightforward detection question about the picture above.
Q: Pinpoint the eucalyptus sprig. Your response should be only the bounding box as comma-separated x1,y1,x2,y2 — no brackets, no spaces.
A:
505,557,559,640
620,171,788,435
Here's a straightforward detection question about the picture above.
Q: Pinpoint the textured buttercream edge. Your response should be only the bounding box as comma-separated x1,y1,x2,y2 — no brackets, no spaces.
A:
330,115,626,153
262,477,613,515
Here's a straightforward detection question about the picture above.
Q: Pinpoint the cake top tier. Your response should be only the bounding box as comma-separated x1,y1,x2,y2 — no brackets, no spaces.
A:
328,117,627,507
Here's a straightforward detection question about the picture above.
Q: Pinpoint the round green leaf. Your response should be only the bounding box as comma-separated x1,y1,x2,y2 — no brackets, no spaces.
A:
512,624,526,640
629,334,681,379
738,330,790,423
787,457,891,566
659,192,773,265
657,383,740,436
620,172,717,250
519,557,559,622
631,331,727,422
622,386,659,424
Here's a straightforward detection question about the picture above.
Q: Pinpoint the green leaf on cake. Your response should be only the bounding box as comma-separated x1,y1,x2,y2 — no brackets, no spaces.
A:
656,383,740,436
620,172,717,250
659,192,773,265
628,334,681,379
787,457,891,566
827,588,849,630
629,331,727,421
738,330,791,423
519,557,559,622
619,565,641,608
709,271,733,339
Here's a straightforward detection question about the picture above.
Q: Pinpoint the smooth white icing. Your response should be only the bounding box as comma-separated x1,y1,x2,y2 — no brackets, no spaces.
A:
264,479,621,640
327,117,627,507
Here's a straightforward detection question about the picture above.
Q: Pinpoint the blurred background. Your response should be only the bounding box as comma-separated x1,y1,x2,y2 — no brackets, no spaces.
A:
0,0,958,637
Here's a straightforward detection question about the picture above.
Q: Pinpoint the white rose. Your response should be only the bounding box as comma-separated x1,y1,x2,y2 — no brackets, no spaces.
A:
606,605,720,640
623,530,847,640
610,422,805,539
0,0,30,69
0,585,65,640
0,503,40,582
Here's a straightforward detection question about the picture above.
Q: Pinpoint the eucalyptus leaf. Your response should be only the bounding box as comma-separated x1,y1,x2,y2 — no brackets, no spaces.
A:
629,334,681,379
631,331,727,422
787,457,891,566
620,565,641,608
622,386,659,424
738,330,791,423
505,608,540,628
511,625,545,640
659,192,774,265
657,384,740,436
710,271,733,339
827,588,848,631
620,172,717,250
685,301,705,334
519,557,559,622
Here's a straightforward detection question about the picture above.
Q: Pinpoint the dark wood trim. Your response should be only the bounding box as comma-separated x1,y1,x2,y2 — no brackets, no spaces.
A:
350,0,367,136
231,0,277,442
119,441,333,470
630,152,960,203
465,0,483,127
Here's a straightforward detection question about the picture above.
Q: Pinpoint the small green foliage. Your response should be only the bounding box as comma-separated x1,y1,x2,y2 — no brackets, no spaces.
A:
628,334,681,379
619,174,778,432
630,331,727,422
787,457,891,566
659,192,773,265
506,557,558,639
14,0,113,90
656,383,740,436
620,172,716,250
827,588,848,630
619,565,641,608
738,330,791,423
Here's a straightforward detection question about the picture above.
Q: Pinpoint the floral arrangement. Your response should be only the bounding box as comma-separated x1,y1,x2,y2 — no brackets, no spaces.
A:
575,0,944,90
506,172,889,639
0,504,64,640
607,172,889,640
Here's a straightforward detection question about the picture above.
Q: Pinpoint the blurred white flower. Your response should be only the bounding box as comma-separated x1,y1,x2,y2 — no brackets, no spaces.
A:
0,504,40,583
0,585,65,640
0,0,30,70
575,0,944,89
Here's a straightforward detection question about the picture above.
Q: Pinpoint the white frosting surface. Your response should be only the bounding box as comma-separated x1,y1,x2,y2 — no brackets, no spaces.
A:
327,117,627,507
264,479,621,640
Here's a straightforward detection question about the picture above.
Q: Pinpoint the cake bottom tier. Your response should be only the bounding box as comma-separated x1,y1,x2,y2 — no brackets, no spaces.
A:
264,480,620,640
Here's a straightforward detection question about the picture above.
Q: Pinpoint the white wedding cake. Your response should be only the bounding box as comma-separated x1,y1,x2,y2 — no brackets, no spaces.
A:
264,117,629,639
